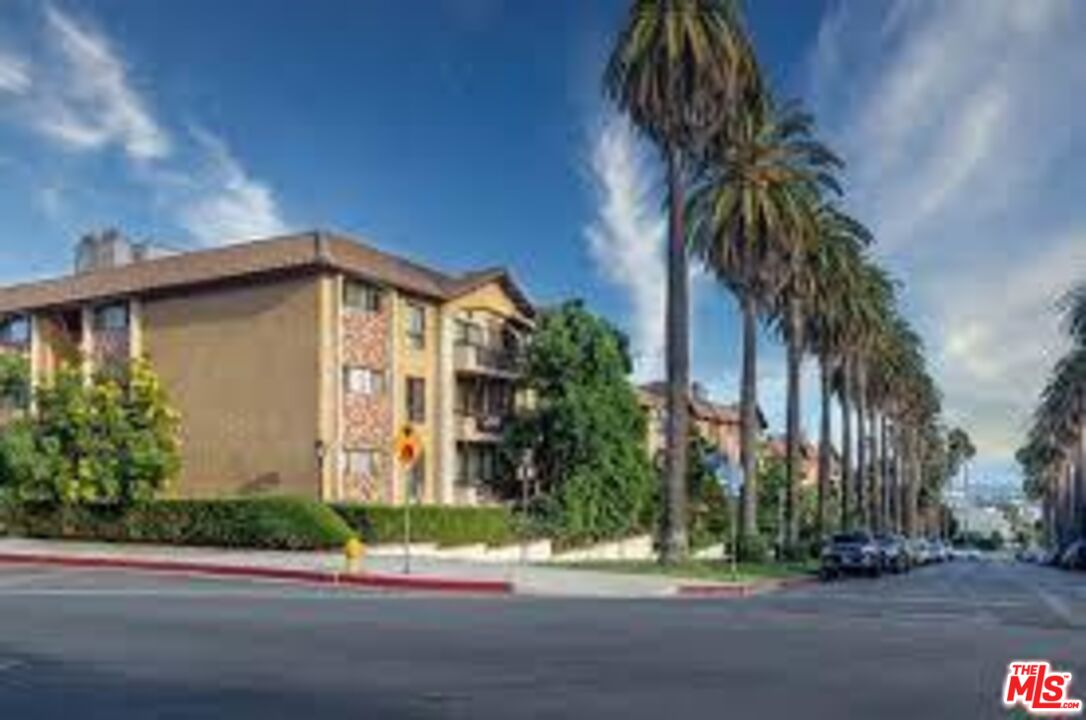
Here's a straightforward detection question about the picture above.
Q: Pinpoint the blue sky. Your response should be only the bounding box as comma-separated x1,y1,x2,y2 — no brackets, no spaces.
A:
1,1,1083,490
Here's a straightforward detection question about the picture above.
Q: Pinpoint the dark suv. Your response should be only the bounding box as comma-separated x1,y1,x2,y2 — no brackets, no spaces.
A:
821,531,882,579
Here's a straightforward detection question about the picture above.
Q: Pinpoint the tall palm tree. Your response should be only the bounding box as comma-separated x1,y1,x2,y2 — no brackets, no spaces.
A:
1019,281,1085,546
605,0,761,562
848,261,895,530
804,204,871,541
686,96,835,555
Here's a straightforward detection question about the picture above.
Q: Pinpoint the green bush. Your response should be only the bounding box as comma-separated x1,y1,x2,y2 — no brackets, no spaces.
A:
1,360,180,507
331,504,521,547
3,497,355,550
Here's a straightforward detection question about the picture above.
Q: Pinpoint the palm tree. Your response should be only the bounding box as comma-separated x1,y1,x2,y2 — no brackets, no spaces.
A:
946,426,976,533
605,0,761,562
804,204,871,541
848,260,895,530
1019,281,1085,547
686,96,836,556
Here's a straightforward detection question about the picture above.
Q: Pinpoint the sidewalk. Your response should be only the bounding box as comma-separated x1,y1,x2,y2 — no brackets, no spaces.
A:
0,538,811,598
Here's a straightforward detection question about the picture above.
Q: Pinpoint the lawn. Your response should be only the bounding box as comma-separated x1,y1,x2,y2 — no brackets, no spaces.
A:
556,558,819,584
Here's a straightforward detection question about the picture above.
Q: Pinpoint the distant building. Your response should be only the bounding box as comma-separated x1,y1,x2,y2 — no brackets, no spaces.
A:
636,381,767,471
0,230,533,506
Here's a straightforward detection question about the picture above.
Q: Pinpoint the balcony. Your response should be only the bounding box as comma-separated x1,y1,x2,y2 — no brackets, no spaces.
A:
455,413,506,441
453,343,519,377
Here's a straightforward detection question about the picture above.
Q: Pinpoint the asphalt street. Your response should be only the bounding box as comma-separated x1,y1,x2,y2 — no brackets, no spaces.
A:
0,559,1082,719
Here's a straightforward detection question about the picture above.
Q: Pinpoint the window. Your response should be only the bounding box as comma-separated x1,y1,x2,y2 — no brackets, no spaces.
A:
93,302,128,331
343,366,385,396
343,280,382,313
406,376,425,423
0,315,29,346
343,448,381,477
406,302,425,349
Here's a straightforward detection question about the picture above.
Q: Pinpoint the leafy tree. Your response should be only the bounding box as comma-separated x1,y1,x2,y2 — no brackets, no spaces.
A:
0,353,30,411
685,430,730,548
499,302,655,545
0,359,180,508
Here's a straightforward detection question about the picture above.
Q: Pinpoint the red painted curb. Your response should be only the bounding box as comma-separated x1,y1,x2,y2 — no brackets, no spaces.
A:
0,552,513,595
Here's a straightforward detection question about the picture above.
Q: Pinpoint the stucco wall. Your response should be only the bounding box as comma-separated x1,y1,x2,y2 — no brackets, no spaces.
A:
142,274,322,499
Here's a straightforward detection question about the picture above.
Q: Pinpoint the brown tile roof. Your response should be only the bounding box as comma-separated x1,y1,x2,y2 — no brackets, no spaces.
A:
0,231,533,315
637,381,768,429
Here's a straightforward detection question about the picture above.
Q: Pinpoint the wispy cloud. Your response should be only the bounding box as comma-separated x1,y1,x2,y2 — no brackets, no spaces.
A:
171,128,288,244
0,4,288,244
0,52,31,94
808,0,1086,469
35,5,170,160
584,113,666,380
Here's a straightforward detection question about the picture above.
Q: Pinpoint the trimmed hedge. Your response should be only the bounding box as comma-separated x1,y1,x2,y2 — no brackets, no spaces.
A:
3,497,356,551
331,504,521,547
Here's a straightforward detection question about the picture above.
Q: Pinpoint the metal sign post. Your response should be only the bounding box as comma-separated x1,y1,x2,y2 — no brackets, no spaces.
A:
395,425,422,575
715,457,742,582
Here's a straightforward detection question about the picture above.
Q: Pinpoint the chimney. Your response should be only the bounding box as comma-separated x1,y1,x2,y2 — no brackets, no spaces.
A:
75,228,135,273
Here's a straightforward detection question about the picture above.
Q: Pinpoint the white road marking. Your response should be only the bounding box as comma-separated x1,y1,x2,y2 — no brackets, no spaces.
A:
1034,585,1078,627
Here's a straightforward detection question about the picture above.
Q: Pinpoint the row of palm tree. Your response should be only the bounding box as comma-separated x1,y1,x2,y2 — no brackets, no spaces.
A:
1017,283,1085,548
605,0,956,562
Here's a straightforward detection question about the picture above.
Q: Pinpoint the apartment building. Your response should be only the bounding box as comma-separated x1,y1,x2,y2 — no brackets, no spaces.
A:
0,230,533,506
637,381,767,470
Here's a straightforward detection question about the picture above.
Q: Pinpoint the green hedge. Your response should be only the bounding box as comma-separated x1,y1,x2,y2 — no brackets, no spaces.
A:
3,497,356,550
331,504,521,547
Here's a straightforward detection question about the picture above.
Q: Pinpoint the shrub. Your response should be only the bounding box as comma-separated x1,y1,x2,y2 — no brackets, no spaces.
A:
1,360,180,507
3,497,355,550
331,504,521,547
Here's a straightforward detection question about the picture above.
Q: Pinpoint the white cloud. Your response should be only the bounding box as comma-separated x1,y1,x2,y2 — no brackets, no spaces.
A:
0,52,31,94
808,0,1086,470
584,113,667,380
35,5,170,160
0,5,289,245
172,129,289,245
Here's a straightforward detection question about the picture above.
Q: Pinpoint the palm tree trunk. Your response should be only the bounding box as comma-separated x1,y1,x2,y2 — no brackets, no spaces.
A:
661,145,689,563
854,359,868,529
868,405,879,532
784,295,803,554
739,289,759,551
904,428,919,537
817,353,833,541
839,358,852,531
1077,393,1085,537
879,414,890,532
895,424,906,533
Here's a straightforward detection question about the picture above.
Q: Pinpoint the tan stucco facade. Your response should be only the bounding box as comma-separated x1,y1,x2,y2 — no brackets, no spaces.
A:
142,273,324,499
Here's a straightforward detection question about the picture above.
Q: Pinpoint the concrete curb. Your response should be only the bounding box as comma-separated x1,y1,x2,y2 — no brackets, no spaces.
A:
676,574,819,598
0,552,514,595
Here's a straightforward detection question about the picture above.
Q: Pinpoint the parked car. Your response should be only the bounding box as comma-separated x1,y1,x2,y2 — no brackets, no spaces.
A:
929,539,950,563
906,538,931,566
821,531,883,580
1059,539,1086,570
875,533,910,573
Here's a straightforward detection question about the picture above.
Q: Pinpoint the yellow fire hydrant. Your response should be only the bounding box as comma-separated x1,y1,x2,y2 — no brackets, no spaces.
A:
343,537,364,574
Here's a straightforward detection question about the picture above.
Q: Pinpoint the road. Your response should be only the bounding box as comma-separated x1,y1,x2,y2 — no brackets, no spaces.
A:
0,559,1082,719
